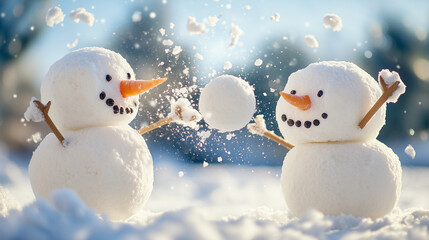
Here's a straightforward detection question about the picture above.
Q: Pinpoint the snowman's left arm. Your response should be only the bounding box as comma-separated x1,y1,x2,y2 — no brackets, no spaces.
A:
33,100,66,145
358,76,401,129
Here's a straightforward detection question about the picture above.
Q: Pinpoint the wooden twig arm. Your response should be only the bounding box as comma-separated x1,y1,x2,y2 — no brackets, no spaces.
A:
33,100,65,145
358,76,400,129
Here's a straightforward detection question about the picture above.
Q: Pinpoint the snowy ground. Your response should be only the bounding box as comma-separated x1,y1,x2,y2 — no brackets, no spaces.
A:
1,148,429,239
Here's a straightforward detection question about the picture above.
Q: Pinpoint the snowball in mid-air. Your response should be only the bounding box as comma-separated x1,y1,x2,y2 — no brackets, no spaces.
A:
404,144,416,159
69,8,94,27
199,75,256,132
29,126,153,221
24,97,44,122
187,16,208,36
46,6,65,27
304,35,319,48
378,69,406,103
323,14,343,32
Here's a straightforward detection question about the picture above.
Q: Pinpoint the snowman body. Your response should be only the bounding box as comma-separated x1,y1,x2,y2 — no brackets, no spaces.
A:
281,140,401,218
29,126,153,220
276,61,402,218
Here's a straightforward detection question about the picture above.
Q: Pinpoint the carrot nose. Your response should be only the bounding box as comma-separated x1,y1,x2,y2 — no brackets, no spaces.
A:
120,78,167,98
279,91,312,111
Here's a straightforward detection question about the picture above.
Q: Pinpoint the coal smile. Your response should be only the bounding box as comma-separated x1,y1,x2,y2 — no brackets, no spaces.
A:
281,112,328,129
99,91,137,115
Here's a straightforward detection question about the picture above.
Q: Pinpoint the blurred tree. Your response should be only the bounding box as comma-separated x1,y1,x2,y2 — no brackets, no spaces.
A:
360,17,429,139
0,0,50,150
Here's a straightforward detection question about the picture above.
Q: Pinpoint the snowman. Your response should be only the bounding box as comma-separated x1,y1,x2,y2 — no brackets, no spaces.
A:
24,47,200,221
248,61,406,219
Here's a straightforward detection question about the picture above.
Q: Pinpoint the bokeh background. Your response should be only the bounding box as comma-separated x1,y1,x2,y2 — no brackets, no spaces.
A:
0,0,428,166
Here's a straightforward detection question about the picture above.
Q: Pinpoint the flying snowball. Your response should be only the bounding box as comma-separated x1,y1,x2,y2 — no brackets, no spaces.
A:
323,14,343,32
199,75,256,132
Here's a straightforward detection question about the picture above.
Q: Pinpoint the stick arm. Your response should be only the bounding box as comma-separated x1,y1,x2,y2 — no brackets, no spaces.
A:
358,76,400,129
33,100,65,145
247,114,294,149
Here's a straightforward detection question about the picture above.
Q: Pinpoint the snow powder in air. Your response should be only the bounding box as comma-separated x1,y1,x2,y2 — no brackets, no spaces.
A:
172,46,182,55
229,24,243,49
66,39,78,49
199,75,256,132
254,58,263,66
24,97,44,122
203,161,209,168
168,98,202,129
162,39,173,46
270,13,280,22
207,16,219,26
379,69,406,103
195,53,204,60
405,144,416,159
323,14,343,32
45,6,65,27
187,16,208,36
69,8,94,27
304,35,319,48
223,61,232,70
132,11,142,22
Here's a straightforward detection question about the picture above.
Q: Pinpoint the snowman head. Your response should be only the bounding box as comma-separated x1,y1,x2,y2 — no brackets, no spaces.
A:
276,61,385,145
41,47,166,131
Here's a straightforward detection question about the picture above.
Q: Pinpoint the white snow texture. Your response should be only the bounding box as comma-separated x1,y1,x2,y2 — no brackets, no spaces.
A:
199,75,256,132
29,126,153,221
45,6,65,27
229,24,243,49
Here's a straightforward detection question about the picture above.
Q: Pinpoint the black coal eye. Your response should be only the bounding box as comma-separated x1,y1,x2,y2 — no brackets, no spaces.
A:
106,74,112,82
317,90,323,97
127,73,131,79
290,90,296,95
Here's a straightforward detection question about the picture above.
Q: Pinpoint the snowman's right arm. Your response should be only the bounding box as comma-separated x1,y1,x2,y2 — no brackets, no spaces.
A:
247,115,294,149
